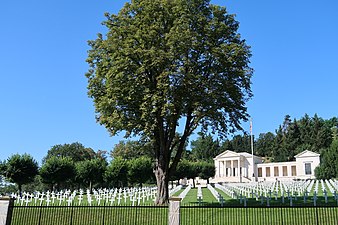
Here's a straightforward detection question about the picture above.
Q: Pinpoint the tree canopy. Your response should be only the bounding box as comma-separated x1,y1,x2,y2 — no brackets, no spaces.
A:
43,142,96,163
111,140,153,159
40,156,76,190
86,0,252,205
104,157,128,188
75,158,107,191
190,133,221,161
2,154,39,195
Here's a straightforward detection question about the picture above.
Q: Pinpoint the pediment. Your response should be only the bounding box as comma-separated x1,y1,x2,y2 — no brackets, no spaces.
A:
214,150,240,160
294,150,320,158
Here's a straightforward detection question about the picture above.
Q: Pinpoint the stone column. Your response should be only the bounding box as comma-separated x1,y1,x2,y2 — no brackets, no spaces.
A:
238,158,241,182
230,160,233,176
224,161,227,177
0,197,13,225
169,197,181,225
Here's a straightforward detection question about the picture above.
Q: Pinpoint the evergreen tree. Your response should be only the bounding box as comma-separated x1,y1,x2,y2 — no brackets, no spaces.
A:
255,132,275,157
191,133,221,161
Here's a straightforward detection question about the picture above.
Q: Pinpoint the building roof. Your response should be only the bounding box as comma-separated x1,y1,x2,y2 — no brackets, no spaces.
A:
294,150,320,158
214,150,262,160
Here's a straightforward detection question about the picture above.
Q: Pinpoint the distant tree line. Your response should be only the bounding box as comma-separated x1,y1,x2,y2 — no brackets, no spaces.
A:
1,114,338,195
189,114,338,180
0,141,215,195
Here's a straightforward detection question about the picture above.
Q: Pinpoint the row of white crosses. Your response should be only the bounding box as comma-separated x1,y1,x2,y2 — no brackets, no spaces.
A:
197,185,203,204
12,187,158,206
214,179,338,206
178,185,191,200
207,184,224,205
215,184,235,198
107,187,157,206
13,190,76,206
169,185,182,197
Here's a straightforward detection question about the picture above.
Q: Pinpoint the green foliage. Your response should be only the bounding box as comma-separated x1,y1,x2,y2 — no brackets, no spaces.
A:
104,157,128,188
0,160,6,176
22,175,46,193
2,153,39,194
197,161,215,182
258,114,335,162
86,0,252,204
40,156,76,190
43,142,96,163
127,156,154,186
0,184,17,195
191,133,221,161
172,159,194,181
210,114,336,166
171,160,214,186
315,139,338,179
75,158,107,190
255,132,275,157
229,134,252,153
111,140,153,160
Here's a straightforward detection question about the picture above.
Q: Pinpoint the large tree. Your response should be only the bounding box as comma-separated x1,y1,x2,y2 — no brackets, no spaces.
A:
75,158,107,192
127,156,154,186
104,157,128,188
86,0,252,204
3,154,39,195
40,156,76,190
43,142,96,163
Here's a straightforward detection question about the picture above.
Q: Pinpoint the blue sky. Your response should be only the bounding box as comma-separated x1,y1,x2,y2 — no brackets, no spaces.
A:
0,1,337,164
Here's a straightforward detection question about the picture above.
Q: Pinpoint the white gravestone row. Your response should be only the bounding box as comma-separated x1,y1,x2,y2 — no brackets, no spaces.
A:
197,186,203,204
216,179,338,206
169,185,182,197
11,187,158,206
178,185,191,200
207,184,224,205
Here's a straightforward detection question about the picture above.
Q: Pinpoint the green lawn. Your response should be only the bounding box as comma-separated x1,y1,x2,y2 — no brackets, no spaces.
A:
9,185,338,225
10,205,338,225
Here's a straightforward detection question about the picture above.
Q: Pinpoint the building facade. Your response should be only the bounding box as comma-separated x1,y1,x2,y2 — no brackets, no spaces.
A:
212,150,320,183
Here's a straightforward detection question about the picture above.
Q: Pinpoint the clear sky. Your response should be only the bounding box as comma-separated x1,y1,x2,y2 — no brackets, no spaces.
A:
0,1,337,164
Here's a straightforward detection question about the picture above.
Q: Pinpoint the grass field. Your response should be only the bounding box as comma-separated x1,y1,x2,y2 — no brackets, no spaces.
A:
9,186,338,225
9,204,338,225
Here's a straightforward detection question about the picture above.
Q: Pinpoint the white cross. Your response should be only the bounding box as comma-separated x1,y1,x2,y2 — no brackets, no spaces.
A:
67,198,73,206
46,198,51,206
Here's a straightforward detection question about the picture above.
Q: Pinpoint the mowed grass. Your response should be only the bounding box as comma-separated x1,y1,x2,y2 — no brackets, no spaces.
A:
181,188,218,204
10,205,338,225
10,187,338,225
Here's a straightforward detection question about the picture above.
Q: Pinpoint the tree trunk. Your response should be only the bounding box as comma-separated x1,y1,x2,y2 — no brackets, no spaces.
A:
154,166,169,205
18,184,22,197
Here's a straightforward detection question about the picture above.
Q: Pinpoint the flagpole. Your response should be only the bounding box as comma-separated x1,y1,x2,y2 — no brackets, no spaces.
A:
250,118,255,182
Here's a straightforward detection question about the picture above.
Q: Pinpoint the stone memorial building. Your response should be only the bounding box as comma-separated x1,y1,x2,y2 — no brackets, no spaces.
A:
212,150,320,183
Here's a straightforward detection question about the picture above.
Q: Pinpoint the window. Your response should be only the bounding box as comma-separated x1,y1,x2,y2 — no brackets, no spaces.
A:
274,167,279,177
283,166,288,176
258,168,262,177
266,167,270,177
291,166,297,176
305,163,312,175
